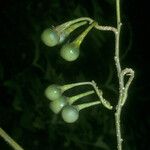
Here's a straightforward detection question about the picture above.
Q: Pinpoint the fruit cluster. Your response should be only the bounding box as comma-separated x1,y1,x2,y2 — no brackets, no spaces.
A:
41,18,97,61
45,83,101,123
42,18,113,123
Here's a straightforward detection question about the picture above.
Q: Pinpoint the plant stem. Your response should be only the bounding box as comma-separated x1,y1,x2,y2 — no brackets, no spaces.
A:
77,101,101,111
69,90,95,104
0,127,24,150
114,0,134,150
116,0,121,28
114,0,124,149
91,81,113,110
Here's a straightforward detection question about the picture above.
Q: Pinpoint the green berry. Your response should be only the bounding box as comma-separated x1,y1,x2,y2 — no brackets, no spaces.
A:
41,28,60,47
45,84,62,101
50,96,68,114
60,43,79,61
61,105,79,123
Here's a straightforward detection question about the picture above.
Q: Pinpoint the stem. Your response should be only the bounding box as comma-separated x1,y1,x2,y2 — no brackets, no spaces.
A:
91,81,113,110
61,81,92,92
116,0,121,27
76,101,101,111
56,17,93,32
114,0,134,150
115,102,123,150
115,0,124,150
94,0,134,148
63,21,87,35
95,25,117,33
74,21,97,46
0,127,24,150
69,90,95,104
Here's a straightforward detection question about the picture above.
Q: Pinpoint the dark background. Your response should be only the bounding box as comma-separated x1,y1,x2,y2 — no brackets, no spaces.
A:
0,0,149,150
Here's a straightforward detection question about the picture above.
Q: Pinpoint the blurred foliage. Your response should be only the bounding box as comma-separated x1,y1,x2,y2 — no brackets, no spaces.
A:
0,0,149,150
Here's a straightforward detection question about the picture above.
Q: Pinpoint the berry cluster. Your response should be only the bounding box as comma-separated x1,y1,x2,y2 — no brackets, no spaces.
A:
42,18,113,123
45,83,101,123
41,18,97,61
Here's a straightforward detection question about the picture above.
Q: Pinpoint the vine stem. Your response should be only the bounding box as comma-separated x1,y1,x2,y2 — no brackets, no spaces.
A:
114,0,128,149
0,127,24,150
92,0,134,149
114,0,134,150
114,0,123,149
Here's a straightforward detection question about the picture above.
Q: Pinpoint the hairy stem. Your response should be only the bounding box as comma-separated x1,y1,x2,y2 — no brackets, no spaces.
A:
114,0,134,150
0,127,24,150
115,0,124,149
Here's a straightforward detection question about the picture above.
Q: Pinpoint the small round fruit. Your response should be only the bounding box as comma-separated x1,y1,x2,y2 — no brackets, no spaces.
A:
41,28,60,47
60,43,79,61
45,84,62,101
50,96,68,114
61,105,79,123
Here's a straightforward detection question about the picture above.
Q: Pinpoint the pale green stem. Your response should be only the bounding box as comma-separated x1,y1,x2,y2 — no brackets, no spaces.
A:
63,21,87,35
76,101,101,111
61,81,92,92
116,0,121,27
58,21,87,43
90,0,134,149
114,24,124,150
115,0,124,150
73,21,97,46
0,127,24,150
56,17,93,32
91,81,113,110
115,1,134,150
69,90,95,104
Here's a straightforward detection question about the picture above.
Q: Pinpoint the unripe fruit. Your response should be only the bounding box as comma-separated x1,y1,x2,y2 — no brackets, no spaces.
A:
50,96,68,114
60,21,96,62
60,43,79,61
45,84,62,101
41,28,60,47
41,21,87,47
61,105,79,123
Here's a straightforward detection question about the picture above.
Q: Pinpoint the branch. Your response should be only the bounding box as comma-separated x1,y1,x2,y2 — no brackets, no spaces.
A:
0,127,24,150
114,1,134,150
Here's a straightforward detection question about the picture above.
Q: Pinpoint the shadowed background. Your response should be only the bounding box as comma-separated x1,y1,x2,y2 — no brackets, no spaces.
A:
0,0,149,150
